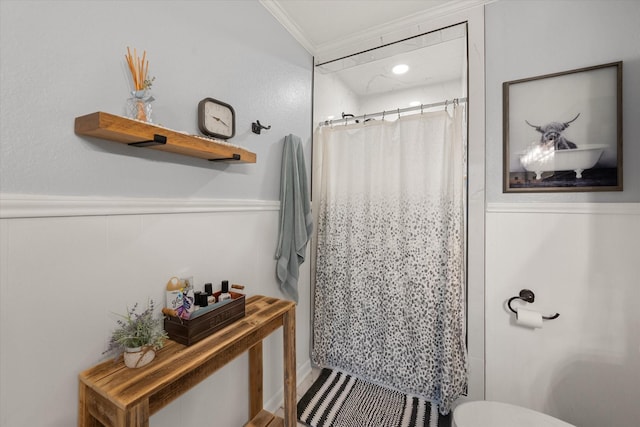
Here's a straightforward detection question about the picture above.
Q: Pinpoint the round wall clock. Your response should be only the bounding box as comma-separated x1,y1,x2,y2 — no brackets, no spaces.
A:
198,97,236,139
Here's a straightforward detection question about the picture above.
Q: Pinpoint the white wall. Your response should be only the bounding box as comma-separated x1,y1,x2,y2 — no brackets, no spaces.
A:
0,0,312,200
0,204,312,427
485,0,640,203
486,203,640,426
0,1,313,426
358,78,464,117
313,71,361,126
484,1,640,426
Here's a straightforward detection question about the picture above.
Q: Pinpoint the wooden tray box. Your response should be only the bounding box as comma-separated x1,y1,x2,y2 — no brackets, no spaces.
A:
164,292,245,346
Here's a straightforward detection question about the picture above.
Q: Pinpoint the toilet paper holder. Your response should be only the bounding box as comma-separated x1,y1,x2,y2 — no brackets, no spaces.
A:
508,289,560,320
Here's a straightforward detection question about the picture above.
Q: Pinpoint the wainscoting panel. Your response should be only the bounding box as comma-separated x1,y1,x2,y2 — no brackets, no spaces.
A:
0,194,310,427
485,203,640,427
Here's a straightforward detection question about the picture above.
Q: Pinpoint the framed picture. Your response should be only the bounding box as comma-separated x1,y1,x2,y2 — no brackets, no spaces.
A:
503,61,622,193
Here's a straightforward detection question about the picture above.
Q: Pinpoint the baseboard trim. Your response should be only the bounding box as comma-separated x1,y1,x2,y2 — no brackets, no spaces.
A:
0,193,280,218
487,202,640,215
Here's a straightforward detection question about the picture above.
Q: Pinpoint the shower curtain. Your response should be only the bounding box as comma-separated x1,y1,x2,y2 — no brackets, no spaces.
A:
312,106,467,414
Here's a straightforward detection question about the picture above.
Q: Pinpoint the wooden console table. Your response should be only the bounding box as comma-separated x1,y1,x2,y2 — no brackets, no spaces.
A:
78,295,296,427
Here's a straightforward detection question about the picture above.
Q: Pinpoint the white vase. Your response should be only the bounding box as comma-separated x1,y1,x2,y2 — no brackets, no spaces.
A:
123,346,155,368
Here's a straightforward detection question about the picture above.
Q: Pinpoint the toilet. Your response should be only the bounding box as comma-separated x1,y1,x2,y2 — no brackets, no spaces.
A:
453,401,576,427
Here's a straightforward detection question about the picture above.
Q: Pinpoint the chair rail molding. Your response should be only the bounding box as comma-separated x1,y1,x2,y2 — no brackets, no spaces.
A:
487,202,640,215
0,193,280,219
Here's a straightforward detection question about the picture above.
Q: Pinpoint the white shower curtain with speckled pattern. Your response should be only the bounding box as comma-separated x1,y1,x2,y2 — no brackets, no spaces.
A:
312,107,467,414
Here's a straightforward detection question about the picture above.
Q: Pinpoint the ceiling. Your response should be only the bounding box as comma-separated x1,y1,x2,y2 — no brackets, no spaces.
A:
263,1,451,51
260,0,488,58
320,23,466,97
260,0,487,98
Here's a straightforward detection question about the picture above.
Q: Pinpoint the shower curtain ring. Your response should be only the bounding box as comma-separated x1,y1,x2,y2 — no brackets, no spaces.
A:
445,100,449,112
382,110,386,120
421,104,424,115
397,108,400,119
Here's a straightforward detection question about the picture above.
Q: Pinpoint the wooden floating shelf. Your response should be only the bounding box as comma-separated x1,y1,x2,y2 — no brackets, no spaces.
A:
74,111,256,163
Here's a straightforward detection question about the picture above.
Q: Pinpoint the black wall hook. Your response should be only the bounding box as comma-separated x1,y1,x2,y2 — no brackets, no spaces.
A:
252,120,271,134
508,289,560,320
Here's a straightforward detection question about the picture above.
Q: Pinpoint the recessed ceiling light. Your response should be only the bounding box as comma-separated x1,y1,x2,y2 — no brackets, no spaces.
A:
392,64,409,75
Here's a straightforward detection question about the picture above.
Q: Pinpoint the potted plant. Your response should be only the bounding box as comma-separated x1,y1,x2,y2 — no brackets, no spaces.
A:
104,299,168,368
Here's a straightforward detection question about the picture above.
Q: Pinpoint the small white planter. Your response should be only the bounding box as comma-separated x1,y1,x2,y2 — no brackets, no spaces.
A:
123,346,156,368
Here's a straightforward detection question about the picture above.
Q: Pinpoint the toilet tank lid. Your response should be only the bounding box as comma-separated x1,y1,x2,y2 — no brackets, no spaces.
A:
453,401,575,427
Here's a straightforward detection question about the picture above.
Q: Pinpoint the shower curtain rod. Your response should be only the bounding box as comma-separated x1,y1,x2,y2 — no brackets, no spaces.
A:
318,97,467,127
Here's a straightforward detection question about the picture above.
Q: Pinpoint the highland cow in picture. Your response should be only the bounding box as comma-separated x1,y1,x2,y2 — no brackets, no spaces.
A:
525,113,581,150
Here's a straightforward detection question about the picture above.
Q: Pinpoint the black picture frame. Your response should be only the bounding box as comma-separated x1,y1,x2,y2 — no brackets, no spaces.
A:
503,61,622,193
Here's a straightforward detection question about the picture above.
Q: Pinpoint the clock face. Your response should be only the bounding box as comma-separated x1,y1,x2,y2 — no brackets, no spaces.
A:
198,98,235,139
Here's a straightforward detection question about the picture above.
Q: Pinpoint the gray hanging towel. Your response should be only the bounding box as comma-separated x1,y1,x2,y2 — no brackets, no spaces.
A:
275,134,313,302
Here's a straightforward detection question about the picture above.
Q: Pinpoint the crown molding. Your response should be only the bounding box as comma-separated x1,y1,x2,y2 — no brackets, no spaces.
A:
260,0,492,62
259,0,316,55
314,0,490,62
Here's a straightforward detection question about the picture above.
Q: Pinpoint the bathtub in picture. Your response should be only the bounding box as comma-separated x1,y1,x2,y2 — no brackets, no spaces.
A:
519,144,607,180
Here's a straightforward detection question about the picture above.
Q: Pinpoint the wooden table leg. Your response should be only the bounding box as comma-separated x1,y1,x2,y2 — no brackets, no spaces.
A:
117,400,149,427
78,382,100,427
283,306,296,427
79,380,149,427
248,341,264,420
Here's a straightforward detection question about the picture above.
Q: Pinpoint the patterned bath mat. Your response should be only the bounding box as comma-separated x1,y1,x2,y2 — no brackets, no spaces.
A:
297,368,451,427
